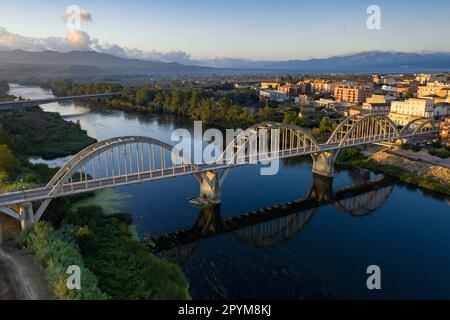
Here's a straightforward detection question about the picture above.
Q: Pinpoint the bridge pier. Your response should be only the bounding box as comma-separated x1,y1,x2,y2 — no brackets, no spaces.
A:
18,202,36,231
312,152,335,178
195,170,228,205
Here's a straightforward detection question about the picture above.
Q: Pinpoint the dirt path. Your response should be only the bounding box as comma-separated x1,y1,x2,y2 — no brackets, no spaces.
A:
0,215,50,300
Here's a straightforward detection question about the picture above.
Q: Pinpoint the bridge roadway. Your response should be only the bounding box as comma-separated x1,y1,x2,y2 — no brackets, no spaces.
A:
0,93,120,110
0,135,407,207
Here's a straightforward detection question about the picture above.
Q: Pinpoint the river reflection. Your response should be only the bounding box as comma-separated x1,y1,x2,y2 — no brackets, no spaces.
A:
150,174,394,264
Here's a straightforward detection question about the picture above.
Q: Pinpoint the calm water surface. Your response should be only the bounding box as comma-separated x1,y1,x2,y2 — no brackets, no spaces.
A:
9,84,450,299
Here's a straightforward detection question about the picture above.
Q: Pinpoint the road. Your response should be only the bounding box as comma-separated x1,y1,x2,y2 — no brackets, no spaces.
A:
0,216,49,300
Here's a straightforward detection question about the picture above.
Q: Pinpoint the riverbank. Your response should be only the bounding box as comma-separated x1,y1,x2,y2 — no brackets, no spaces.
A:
337,148,450,197
0,215,50,300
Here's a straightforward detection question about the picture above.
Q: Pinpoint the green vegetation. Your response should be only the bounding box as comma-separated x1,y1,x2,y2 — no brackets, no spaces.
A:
428,147,450,159
18,202,191,300
72,189,132,214
319,117,332,133
0,123,59,192
401,143,421,152
0,108,96,159
0,81,16,101
51,80,264,128
16,222,107,300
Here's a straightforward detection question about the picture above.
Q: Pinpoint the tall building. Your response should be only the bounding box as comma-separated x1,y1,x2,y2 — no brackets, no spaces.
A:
334,84,373,104
389,98,434,126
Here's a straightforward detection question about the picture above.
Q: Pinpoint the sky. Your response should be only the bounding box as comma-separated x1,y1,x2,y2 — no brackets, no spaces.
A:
0,0,449,66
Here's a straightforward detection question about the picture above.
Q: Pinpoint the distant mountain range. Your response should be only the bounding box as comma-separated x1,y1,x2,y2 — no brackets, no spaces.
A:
0,49,212,79
259,51,450,72
0,50,449,80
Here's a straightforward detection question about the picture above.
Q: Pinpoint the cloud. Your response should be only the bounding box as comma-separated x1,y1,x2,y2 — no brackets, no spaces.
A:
66,29,91,49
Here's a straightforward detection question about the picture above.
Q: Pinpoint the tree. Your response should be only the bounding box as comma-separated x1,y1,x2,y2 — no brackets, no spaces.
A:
258,106,273,121
283,111,305,127
319,117,332,133
0,144,19,178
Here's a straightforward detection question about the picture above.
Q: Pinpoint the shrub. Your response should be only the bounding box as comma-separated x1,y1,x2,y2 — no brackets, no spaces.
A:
429,147,450,159
18,222,107,300
68,206,191,300
410,144,421,152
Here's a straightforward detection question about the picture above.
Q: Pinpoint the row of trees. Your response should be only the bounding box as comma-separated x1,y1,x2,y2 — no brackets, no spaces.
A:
51,81,267,128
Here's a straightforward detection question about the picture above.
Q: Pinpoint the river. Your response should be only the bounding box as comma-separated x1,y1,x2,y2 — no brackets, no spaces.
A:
8,83,450,300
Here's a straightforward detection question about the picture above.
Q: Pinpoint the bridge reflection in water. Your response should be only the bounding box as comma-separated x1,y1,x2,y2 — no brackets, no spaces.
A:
146,174,394,265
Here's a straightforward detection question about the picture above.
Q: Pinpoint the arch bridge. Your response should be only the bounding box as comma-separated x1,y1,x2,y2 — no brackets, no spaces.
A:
0,113,439,229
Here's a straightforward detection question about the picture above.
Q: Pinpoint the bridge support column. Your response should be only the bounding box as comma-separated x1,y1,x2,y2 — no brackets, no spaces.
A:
195,170,228,205
18,202,36,231
312,152,335,178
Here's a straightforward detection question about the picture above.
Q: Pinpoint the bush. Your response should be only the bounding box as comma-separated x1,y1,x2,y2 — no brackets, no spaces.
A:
68,206,191,300
429,147,450,159
410,144,421,152
335,147,364,165
18,222,107,300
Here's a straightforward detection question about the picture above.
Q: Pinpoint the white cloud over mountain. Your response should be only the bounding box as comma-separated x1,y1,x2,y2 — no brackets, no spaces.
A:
0,26,267,68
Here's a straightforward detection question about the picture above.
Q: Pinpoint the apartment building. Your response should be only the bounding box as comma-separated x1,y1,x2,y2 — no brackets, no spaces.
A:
278,84,308,97
389,98,434,126
311,80,336,94
334,84,373,104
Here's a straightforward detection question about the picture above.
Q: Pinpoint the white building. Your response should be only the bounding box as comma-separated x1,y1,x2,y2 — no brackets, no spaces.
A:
259,90,289,102
315,98,337,108
389,98,434,126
